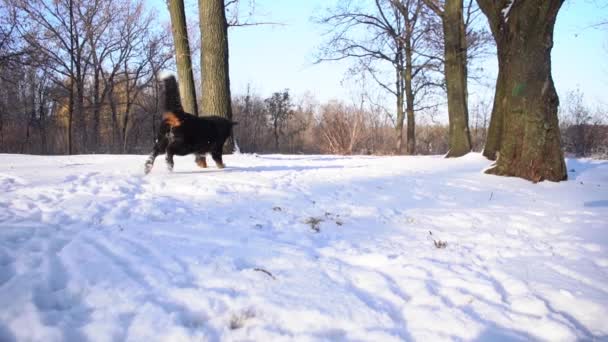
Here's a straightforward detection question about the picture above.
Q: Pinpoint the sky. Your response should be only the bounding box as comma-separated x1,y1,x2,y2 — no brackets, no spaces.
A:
148,0,608,110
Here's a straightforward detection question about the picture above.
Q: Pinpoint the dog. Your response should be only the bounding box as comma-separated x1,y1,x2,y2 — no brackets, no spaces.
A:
144,75,237,174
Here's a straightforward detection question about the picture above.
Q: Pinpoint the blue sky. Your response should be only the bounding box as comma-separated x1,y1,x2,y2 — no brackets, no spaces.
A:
148,0,608,108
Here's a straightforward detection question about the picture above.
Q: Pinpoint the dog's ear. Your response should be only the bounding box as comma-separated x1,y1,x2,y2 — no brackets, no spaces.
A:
163,112,182,127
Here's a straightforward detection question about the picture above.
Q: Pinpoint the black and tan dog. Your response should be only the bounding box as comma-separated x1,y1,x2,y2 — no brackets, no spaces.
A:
145,75,236,174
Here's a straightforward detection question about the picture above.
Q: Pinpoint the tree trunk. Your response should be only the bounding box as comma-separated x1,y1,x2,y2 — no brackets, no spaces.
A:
273,119,280,152
404,42,415,155
74,26,85,153
168,0,199,116
0,109,3,148
68,0,74,155
108,80,120,153
152,73,160,142
478,0,567,182
395,92,405,154
406,107,415,154
199,0,234,151
482,59,505,160
76,78,86,153
122,63,131,154
92,68,100,152
38,85,47,154
443,0,472,158
68,83,74,155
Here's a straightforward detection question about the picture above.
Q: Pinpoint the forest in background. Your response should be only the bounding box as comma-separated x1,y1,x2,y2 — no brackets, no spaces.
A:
0,0,606,159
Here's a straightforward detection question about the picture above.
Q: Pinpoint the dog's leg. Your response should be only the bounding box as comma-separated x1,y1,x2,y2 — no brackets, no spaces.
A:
144,137,168,174
145,153,156,174
195,153,207,168
165,151,175,171
211,150,225,169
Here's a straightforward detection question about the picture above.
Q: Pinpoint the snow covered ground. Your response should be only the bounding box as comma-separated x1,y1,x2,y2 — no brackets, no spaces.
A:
0,153,606,341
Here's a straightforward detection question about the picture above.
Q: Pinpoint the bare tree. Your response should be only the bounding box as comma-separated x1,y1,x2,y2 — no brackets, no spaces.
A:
232,85,267,152
559,90,608,157
11,0,99,153
319,100,366,155
469,98,490,151
317,0,440,155
0,4,29,68
2,0,172,155
478,0,567,182
265,90,293,152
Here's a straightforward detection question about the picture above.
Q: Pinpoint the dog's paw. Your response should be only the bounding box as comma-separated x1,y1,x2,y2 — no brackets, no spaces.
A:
144,161,153,174
167,163,174,172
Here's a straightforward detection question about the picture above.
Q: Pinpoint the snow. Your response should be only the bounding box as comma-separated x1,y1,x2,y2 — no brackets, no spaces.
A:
502,0,515,22
0,153,607,341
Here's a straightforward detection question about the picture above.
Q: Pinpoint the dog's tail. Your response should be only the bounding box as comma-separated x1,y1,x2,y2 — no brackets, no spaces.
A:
161,74,184,128
162,74,183,114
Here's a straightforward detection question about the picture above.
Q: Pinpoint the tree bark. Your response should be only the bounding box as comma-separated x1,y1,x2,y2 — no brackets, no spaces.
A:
199,0,233,151
199,0,232,118
478,0,567,182
482,51,505,160
168,0,199,116
443,0,472,157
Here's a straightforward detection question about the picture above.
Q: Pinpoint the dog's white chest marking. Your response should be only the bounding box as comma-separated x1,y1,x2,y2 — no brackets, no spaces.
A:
167,129,176,143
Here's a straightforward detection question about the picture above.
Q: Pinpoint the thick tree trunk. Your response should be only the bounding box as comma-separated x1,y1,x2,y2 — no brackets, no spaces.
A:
199,0,234,151
443,0,472,158
479,0,567,182
168,0,199,116
199,0,232,118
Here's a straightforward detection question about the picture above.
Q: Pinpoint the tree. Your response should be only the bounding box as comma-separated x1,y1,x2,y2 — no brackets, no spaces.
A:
232,85,267,152
265,90,293,152
559,89,607,158
198,0,233,151
0,4,29,68
198,0,232,118
12,0,90,154
318,0,439,155
167,0,198,115
421,0,471,157
477,0,567,182
319,101,366,155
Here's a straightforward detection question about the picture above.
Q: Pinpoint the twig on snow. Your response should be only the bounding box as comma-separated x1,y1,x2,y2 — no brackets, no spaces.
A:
429,231,448,249
253,268,276,280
